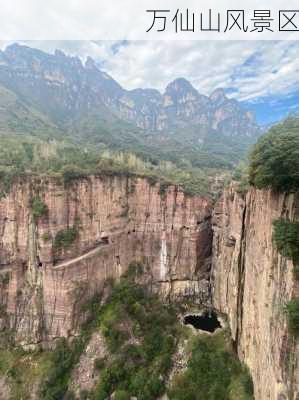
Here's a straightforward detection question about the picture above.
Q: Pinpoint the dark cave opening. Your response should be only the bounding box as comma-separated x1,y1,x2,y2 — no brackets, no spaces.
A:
100,236,109,244
183,311,222,333
37,256,43,268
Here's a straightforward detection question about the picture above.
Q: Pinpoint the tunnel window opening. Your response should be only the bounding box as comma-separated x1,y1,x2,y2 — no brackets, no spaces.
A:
37,256,43,268
101,236,109,244
183,311,221,333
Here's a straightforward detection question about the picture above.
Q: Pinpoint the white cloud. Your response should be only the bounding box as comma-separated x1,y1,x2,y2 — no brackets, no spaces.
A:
91,41,299,102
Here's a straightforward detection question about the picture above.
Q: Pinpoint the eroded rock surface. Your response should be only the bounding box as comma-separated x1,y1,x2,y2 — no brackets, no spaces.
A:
0,175,212,345
212,186,299,400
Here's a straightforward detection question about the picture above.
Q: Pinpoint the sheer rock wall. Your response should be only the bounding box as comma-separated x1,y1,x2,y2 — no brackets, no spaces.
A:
212,186,299,400
0,175,212,345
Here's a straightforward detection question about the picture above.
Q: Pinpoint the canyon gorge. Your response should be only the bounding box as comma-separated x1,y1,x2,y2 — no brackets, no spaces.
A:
0,175,298,400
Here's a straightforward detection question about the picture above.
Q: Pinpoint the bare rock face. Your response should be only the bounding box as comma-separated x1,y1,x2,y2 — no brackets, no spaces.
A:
0,376,10,400
212,186,299,400
0,175,212,346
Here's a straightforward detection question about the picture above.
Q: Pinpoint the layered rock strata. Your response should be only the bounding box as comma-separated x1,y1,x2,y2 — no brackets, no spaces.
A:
0,175,212,345
212,186,299,400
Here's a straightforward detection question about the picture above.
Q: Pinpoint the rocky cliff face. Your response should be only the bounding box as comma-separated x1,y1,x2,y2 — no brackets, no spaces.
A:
0,175,212,346
0,176,298,399
212,186,299,400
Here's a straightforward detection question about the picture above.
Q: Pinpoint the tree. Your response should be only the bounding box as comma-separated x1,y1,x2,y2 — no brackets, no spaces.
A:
249,118,299,192
30,197,49,220
285,299,299,337
273,219,299,265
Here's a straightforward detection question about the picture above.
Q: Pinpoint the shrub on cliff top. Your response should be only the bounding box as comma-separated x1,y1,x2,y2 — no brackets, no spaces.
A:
62,165,90,185
273,219,299,267
249,118,299,192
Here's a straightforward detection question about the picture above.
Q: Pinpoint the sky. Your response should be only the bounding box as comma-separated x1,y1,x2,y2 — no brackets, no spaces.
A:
1,40,299,125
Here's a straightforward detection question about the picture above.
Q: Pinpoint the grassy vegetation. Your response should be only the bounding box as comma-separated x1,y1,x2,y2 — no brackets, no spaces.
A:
93,276,179,400
249,117,299,192
168,333,253,400
273,219,299,275
69,107,256,172
30,197,48,220
0,348,53,400
40,293,103,400
272,219,299,337
0,272,10,286
232,162,250,196
0,133,215,197
285,299,299,337
0,84,61,139
42,232,51,242
53,227,78,250
40,338,85,400
37,266,179,400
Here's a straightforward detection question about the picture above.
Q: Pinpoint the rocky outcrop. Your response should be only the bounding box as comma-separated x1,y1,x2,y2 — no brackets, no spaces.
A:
0,175,212,346
212,186,299,400
0,377,10,400
68,331,108,397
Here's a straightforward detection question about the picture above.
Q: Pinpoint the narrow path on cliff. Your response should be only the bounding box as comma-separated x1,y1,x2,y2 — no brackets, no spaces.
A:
52,243,110,270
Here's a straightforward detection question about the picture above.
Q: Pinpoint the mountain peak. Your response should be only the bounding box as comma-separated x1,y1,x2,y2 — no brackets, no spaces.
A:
5,42,23,51
165,78,196,94
5,43,30,57
54,49,66,58
210,88,227,103
5,43,45,56
85,56,97,69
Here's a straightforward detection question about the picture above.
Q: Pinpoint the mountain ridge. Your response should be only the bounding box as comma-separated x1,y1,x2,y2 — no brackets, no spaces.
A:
0,43,260,135
0,43,262,169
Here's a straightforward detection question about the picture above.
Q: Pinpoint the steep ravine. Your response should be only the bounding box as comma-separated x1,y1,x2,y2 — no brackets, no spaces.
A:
212,186,299,400
0,176,298,399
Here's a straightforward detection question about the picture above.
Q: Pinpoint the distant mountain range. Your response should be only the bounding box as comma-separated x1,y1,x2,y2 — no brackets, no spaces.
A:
0,43,262,169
